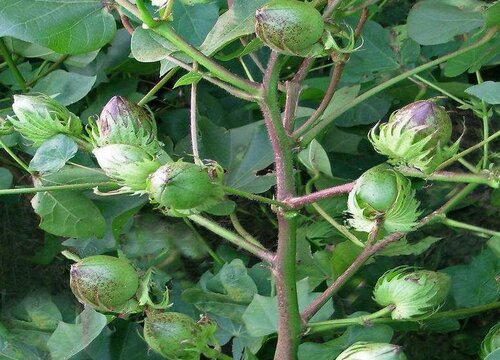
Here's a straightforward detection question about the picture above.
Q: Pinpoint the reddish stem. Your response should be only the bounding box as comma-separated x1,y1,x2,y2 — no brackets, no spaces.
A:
285,181,355,208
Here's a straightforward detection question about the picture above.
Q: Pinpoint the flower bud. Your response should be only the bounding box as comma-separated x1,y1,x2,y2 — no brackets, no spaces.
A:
336,342,407,360
70,255,139,312
89,96,161,155
144,312,215,360
347,164,420,234
93,144,161,193
9,94,82,146
373,266,450,320
255,0,325,57
369,100,458,174
480,323,500,359
147,161,223,212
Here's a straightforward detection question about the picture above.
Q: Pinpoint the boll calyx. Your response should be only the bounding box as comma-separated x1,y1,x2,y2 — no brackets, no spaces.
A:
9,94,82,146
88,96,161,155
373,266,450,320
369,100,459,174
480,323,500,359
70,255,139,313
93,144,161,193
347,164,420,234
143,312,217,360
336,342,407,360
147,161,224,213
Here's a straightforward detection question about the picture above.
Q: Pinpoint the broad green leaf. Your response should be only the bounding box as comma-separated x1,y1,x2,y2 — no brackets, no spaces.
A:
8,292,62,332
485,349,500,360
321,126,363,155
206,259,258,302
200,0,268,55
242,279,334,337
0,167,13,189
199,118,275,193
30,234,63,265
172,1,220,47
0,0,116,54
131,27,179,63
47,307,107,360
29,135,78,173
342,21,399,82
298,139,333,177
182,288,249,321
31,70,96,106
443,249,500,308
444,37,500,77
408,0,484,45
321,85,360,123
298,322,394,360
32,189,105,238
465,81,500,104
336,93,392,127
378,236,442,257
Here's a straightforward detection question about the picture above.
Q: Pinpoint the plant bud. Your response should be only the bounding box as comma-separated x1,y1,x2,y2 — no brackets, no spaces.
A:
144,312,214,360
336,342,407,360
480,323,500,359
369,100,458,174
89,96,161,155
255,0,325,57
347,164,420,234
147,161,223,212
93,144,161,193
70,255,139,312
373,266,450,320
9,94,82,146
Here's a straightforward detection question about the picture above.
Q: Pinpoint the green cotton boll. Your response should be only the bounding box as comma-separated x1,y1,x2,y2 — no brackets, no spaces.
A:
336,342,408,360
89,96,161,155
9,94,82,146
144,312,215,360
369,100,458,174
373,266,451,320
347,164,421,234
480,323,500,359
93,144,161,193
70,255,139,313
255,0,325,56
147,161,224,212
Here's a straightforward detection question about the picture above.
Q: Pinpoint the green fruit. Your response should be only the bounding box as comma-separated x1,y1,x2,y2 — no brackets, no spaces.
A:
147,161,220,211
373,266,450,320
480,323,500,359
70,255,139,312
9,94,82,146
369,100,457,174
255,0,324,56
143,312,205,360
336,342,407,360
355,164,399,213
347,164,421,234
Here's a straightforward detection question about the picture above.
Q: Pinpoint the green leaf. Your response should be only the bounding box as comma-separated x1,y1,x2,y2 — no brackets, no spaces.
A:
206,259,258,302
198,118,275,193
32,189,105,238
47,307,107,360
29,135,78,173
465,81,500,104
320,85,360,123
173,72,202,88
444,37,500,77
8,292,62,331
0,167,13,189
298,139,333,177
408,0,484,45
298,322,394,360
30,234,63,265
443,248,500,308
336,93,392,127
378,236,442,257
242,279,334,336
30,70,96,106
172,1,220,47
200,0,268,55
0,0,116,54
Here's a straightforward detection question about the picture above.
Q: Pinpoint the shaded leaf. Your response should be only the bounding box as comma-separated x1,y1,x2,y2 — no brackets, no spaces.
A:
29,135,78,173
465,81,500,104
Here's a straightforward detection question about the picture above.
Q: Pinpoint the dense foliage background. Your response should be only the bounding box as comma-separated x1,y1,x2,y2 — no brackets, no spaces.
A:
0,0,498,359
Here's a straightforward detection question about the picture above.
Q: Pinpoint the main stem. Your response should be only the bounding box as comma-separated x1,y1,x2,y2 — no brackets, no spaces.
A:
262,52,301,360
